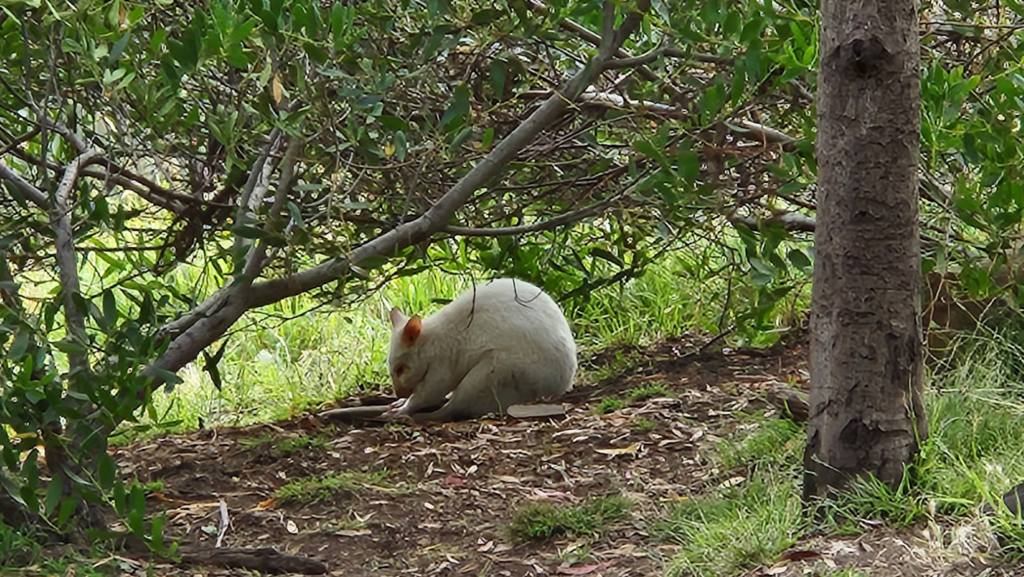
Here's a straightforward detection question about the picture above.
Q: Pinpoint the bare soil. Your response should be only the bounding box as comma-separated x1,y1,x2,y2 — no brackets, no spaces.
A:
89,332,1024,576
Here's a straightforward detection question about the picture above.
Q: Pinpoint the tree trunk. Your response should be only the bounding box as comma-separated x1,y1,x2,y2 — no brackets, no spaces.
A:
803,0,927,502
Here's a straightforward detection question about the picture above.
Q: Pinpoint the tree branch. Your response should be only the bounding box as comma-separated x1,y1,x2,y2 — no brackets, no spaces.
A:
0,160,50,209
146,0,651,380
51,150,99,371
243,136,301,280
233,127,283,257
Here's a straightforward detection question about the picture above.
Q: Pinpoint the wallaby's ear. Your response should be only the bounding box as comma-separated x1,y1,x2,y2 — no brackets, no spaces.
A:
389,306,407,328
402,315,422,345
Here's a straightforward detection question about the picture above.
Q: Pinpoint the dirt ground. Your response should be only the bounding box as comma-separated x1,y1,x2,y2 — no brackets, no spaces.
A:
97,332,1024,577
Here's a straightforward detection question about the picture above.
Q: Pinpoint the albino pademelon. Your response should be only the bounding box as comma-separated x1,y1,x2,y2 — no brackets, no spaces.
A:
386,278,577,423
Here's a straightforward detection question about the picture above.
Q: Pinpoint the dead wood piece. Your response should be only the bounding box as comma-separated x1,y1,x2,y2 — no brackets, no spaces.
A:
506,403,567,419
177,546,328,575
765,385,810,422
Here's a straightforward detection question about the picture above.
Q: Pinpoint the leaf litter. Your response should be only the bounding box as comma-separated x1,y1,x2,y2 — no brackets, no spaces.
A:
104,332,1024,576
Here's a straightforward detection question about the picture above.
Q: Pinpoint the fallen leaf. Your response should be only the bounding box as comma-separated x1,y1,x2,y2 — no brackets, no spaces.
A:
335,529,372,537
557,561,613,575
718,476,745,489
595,444,641,456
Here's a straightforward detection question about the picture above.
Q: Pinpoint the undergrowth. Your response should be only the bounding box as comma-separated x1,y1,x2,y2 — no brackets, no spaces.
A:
129,253,787,440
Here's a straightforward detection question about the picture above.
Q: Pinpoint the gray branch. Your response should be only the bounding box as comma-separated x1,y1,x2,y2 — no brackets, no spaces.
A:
51,150,99,371
233,127,283,257
0,160,50,209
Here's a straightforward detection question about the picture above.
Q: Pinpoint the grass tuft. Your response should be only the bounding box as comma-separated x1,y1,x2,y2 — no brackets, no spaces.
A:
626,382,672,403
594,397,625,414
508,496,632,540
655,472,803,577
275,470,391,504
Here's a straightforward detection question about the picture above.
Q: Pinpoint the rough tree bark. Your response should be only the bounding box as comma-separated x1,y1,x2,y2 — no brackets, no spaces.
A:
803,0,927,501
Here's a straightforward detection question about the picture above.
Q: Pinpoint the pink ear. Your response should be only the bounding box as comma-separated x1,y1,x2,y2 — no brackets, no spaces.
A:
389,306,407,328
402,315,422,345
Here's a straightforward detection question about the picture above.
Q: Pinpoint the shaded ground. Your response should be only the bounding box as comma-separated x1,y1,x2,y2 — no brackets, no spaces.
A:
99,332,1024,576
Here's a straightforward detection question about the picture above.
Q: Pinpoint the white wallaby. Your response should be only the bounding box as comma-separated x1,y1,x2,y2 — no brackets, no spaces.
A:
386,278,577,423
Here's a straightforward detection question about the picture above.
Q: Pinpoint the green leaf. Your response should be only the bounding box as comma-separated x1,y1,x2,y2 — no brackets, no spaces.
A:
103,290,118,329
356,255,389,270
394,131,407,161
232,224,268,239
112,478,127,516
590,247,623,267
8,330,29,361
127,483,146,536
787,249,813,273
152,368,184,387
109,32,131,63
57,496,77,527
490,59,507,97
151,512,167,553
98,452,117,491
45,474,63,516
440,84,470,130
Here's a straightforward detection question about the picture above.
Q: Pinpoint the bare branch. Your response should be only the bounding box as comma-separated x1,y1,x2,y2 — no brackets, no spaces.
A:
233,127,284,256
243,136,302,280
613,0,652,48
51,150,99,371
603,47,668,70
79,168,187,213
730,212,816,233
733,120,796,145
0,127,40,156
600,0,616,60
0,253,23,313
0,160,50,209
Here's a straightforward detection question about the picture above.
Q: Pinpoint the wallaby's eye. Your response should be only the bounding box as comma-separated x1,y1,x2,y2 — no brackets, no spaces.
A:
395,364,408,377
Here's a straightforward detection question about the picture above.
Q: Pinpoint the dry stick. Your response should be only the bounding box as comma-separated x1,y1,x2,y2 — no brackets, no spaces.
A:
145,0,652,382
215,499,230,548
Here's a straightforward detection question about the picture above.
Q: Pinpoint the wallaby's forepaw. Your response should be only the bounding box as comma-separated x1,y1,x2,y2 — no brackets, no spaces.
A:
381,398,419,425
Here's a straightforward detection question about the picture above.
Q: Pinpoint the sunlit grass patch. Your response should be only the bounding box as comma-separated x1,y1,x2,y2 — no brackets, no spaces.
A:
654,472,803,577
275,470,392,504
508,495,632,540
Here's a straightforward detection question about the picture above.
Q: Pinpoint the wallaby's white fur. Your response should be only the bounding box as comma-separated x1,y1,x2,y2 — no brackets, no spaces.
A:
387,278,577,423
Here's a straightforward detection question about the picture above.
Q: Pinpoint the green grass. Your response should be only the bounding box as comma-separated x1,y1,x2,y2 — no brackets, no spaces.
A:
634,417,658,432
0,521,43,569
655,471,803,577
275,470,392,504
508,495,632,540
626,382,672,403
657,325,1024,576
593,397,625,414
